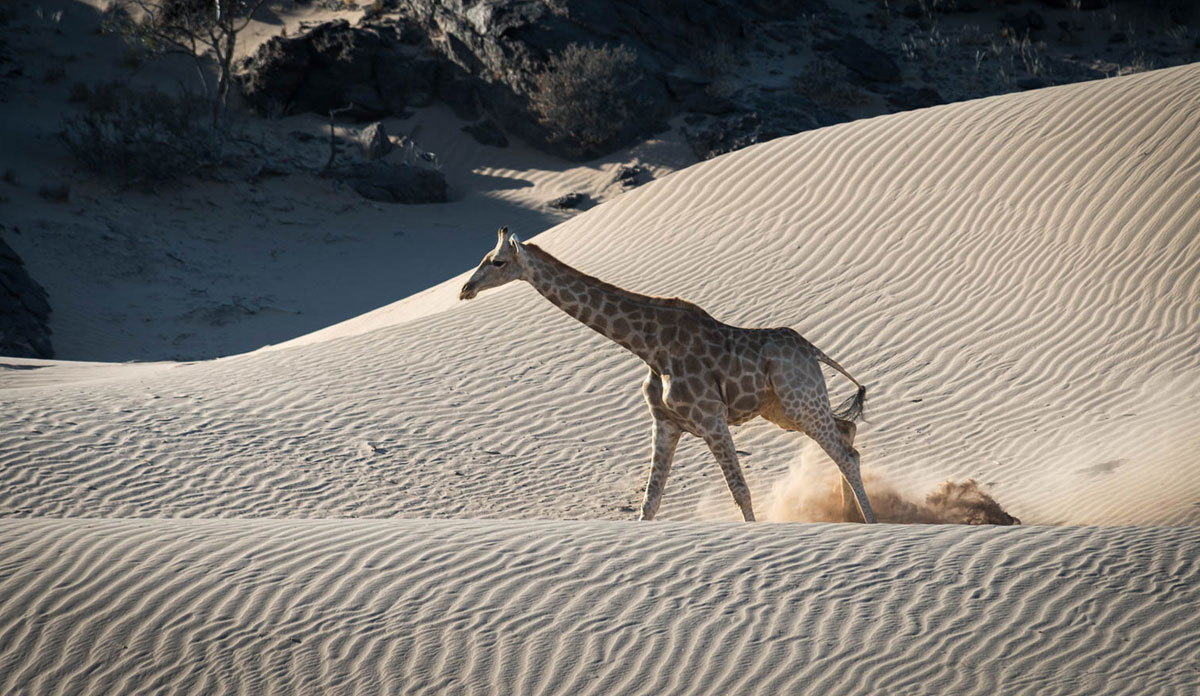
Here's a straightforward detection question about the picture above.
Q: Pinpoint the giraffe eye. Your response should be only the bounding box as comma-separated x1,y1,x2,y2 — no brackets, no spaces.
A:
491,259,506,267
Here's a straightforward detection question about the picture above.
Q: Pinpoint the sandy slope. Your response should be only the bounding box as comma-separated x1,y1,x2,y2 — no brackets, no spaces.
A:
5,64,1199,524
2,519,1198,695
3,63,1200,693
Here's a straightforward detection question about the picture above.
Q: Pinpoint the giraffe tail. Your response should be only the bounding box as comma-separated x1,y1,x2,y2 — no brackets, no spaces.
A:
817,353,867,422
832,385,868,423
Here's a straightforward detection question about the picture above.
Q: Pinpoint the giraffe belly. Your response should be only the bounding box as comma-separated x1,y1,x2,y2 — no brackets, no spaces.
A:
722,374,772,425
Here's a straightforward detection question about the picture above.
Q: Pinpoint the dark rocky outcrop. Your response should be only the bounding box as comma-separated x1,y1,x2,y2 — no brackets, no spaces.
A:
237,19,430,121
237,1,826,160
0,234,53,359
337,162,447,204
234,0,1200,165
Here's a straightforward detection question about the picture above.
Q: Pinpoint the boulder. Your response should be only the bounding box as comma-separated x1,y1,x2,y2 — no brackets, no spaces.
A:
237,19,423,120
614,165,648,189
359,122,393,160
339,162,448,204
0,234,53,359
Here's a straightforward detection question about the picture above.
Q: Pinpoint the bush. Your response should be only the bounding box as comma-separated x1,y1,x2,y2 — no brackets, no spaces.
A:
60,83,226,186
529,43,639,154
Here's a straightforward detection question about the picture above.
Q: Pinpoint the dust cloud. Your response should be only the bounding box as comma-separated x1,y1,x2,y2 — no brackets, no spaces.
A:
764,446,1020,525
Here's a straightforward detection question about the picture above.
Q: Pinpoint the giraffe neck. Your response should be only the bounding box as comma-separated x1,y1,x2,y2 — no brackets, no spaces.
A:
519,243,683,367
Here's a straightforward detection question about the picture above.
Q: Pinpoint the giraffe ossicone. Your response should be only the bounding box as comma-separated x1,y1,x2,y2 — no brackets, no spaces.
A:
460,226,876,523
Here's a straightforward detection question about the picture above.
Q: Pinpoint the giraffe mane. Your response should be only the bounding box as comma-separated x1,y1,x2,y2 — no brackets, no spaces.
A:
523,243,714,320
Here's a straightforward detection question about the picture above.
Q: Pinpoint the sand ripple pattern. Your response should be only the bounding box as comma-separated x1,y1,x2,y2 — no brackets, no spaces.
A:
3,67,1200,525
0,519,1197,696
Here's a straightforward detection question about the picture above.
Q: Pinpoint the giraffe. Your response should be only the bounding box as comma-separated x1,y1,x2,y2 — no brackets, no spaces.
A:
459,227,876,523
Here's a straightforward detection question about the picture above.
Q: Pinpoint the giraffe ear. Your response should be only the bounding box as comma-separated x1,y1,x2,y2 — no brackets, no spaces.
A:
497,226,509,242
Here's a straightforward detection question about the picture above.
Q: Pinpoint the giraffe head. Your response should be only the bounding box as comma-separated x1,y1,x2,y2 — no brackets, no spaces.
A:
459,226,524,300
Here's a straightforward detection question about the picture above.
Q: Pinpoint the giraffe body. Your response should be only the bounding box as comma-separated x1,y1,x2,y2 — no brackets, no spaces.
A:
460,227,876,523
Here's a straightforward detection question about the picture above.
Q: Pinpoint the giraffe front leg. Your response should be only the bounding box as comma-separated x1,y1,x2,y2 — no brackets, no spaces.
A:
639,418,681,521
701,423,755,522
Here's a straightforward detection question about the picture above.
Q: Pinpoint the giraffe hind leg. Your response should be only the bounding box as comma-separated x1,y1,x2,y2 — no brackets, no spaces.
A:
813,427,876,524
835,419,866,524
768,358,877,524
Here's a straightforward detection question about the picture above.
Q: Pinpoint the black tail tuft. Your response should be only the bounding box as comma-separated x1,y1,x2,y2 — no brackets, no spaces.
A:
832,385,867,423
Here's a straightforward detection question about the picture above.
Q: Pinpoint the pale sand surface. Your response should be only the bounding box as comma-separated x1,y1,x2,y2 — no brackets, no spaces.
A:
1,519,1197,695
3,38,1200,696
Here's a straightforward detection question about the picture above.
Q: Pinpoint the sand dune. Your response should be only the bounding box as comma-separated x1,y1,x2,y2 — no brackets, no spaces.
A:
2,519,1198,695
5,65,1199,524
3,63,1200,693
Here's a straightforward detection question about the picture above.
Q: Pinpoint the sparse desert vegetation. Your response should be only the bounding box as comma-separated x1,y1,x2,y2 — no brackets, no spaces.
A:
529,42,640,156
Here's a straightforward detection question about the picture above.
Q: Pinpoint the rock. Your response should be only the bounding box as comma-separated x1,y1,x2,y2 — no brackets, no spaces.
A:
237,3,850,159
435,68,483,122
359,122,393,160
338,162,448,204
1108,32,1128,44
0,233,53,359
395,0,802,158
344,84,389,120
614,166,648,188
824,35,901,83
377,55,439,111
462,118,509,148
1017,77,1048,90
237,19,422,120
548,192,586,209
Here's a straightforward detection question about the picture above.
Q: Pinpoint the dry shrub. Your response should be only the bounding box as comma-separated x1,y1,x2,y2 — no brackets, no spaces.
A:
60,82,226,186
529,42,639,153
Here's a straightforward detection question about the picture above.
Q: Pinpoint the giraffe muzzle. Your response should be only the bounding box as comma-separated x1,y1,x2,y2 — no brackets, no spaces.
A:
459,282,477,300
